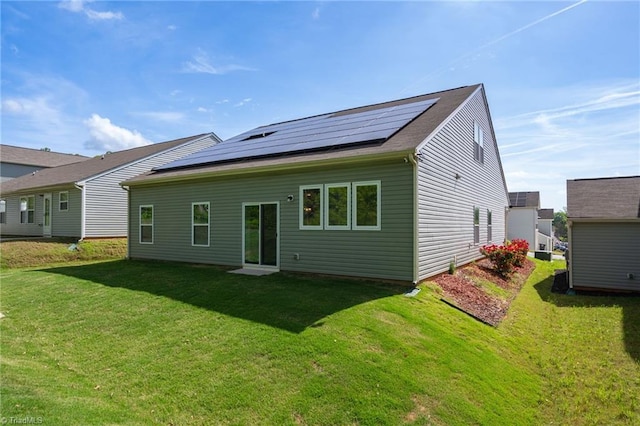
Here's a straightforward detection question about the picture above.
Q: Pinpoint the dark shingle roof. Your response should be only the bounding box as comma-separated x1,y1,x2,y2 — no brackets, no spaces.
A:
0,134,211,195
509,191,540,208
0,145,88,167
567,176,640,219
538,208,554,220
124,84,484,185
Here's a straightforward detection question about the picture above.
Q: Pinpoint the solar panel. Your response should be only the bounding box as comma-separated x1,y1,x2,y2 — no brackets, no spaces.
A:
156,97,439,171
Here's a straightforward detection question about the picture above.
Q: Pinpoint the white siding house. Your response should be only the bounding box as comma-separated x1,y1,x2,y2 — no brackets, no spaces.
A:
0,134,220,238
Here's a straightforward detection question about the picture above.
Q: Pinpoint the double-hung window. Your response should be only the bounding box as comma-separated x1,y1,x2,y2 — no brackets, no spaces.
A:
192,202,210,246
473,206,480,244
20,196,35,224
300,185,323,230
487,209,492,242
0,199,5,224
325,183,350,230
353,181,381,230
59,191,69,211
474,121,484,164
140,205,154,244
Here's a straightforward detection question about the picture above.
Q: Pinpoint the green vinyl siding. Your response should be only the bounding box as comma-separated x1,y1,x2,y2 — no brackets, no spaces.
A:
571,221,640,292
129,159,414,281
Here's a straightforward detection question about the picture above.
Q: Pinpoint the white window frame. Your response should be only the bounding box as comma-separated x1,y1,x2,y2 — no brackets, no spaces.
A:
0,199,6,224
299,185,323,230
352,181,381,231
192,202,210,247
20,195,35,224
324,183,351,231
59,191,69,211
487,209,492,242
139,205,154,244
474,121,484,164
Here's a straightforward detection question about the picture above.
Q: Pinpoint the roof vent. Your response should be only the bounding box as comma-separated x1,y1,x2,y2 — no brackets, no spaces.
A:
242,131,275,141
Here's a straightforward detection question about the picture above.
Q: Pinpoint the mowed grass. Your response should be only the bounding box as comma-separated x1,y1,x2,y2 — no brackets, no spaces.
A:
0,238,127,269
1,252,638,424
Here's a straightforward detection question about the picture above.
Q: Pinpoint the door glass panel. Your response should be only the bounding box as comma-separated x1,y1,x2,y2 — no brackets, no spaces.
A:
261,204,277,266
44,197,51,226
244,205,260,264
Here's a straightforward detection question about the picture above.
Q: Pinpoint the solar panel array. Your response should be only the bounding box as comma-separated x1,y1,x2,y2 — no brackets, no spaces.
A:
156,97,439,171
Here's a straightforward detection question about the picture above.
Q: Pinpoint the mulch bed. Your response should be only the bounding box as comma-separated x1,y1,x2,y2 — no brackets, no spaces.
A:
432,258,536,326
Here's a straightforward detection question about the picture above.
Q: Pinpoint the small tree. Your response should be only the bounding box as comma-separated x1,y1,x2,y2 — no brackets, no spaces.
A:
553,209,568,241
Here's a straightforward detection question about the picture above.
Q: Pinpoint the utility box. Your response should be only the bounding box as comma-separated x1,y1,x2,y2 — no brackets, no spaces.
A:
535,251,552,261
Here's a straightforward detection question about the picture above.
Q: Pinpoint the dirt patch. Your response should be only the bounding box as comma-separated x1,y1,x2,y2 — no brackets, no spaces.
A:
432,258,535,326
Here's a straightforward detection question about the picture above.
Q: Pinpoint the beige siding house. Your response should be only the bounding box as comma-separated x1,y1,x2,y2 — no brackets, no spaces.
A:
123,84,510,284
0,134,220,238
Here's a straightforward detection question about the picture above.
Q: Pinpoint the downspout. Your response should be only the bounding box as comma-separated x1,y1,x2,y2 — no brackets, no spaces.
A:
567,219,573,289
408,152,420,286
122,185,131,260
74,184,85,240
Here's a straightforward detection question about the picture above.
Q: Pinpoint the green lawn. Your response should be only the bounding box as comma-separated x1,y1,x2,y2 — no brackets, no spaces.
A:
1,258,638,425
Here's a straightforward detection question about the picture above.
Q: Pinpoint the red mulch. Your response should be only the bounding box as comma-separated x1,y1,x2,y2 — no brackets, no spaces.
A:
432,258,536,326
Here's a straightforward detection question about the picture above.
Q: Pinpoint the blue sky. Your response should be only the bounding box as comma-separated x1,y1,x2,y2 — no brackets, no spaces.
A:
2,0,638,211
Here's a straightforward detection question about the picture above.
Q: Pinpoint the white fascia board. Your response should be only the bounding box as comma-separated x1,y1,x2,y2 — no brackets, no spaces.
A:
414,85,483,154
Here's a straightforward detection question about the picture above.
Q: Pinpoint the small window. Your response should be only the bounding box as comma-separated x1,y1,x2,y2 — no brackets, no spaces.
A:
20,196,35,224
473,206,480,244
192,202,210,246
0,199,5,224
59,191,69,211
325,183,351,230
300,185,323,230
353,181,381,230
140,205,154,244
487,209,492,242
474,121,484,164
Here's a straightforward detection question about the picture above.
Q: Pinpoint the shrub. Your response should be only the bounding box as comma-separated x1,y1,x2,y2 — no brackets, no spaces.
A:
480,239,529,277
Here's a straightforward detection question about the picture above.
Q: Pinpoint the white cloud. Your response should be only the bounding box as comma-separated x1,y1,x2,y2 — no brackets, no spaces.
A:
197,107,212,113
133,111,185,122
182,49,255,75
216,99,229,104
58,0,124,21
312,7,321,20
234,98,252,107
496,80,640,211
84,114,151,151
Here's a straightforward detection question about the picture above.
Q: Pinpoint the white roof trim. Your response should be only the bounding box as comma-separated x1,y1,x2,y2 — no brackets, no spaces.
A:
414,85,483,153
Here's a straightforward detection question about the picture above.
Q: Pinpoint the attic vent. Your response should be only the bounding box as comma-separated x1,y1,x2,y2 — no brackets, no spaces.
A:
242,131,275,141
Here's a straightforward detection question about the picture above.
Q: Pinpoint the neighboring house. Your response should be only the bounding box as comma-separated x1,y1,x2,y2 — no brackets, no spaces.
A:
0,134,220,238
507,191,554,254
122,84,510,284
0,145,89,224
0,144,88,182
507,191,540,250
566,176,640,292
537,208,555,252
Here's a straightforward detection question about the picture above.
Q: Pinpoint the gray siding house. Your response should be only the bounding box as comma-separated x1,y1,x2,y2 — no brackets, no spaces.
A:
567,176,640,292
0,134,220,238
123,84,510,284
0,144,88,182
